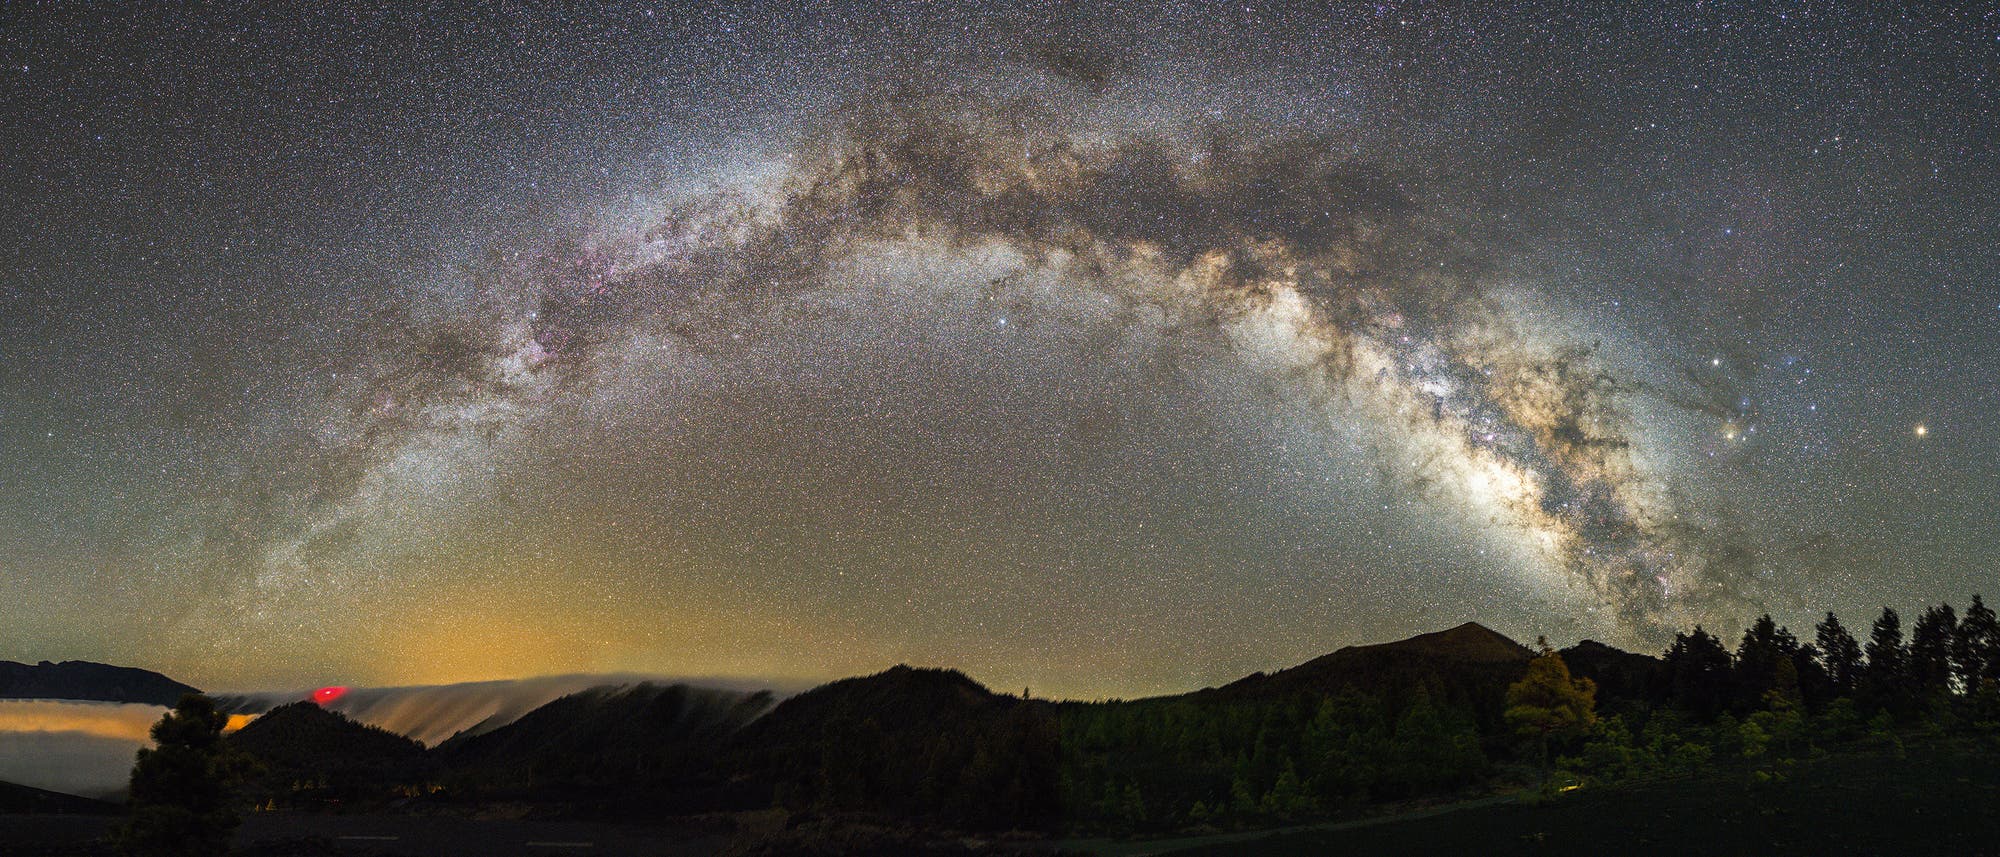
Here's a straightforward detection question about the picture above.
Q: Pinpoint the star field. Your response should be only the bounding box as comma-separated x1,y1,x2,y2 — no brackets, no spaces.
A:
2,2,1996,699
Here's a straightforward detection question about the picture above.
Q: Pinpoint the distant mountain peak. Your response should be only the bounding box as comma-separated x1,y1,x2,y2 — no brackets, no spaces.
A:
868,664,987,690
1349,622,1534,663
1209,621,1536,700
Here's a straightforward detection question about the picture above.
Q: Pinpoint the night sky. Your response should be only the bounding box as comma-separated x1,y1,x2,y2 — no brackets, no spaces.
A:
3,2,1996,699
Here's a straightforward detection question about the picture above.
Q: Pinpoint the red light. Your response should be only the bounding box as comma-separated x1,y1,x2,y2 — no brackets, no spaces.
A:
311,686,348,705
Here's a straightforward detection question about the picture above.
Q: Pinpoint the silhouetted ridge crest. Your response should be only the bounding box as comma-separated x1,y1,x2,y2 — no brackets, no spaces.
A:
434,680,778,812
228,701,427,768
226,700,435,807
0,659,199,705
440,680,777,761
1559,639,1667,710
1350,622,1535,663
744,664,998,720
724,665,1059,828
1200,623,1535,747
1216,622,1532,695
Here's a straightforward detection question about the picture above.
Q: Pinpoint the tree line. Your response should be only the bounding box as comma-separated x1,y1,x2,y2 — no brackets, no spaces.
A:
1061,596,2000,834
1554,596,2000,794
1656,596,2000,721
114,595,2000,852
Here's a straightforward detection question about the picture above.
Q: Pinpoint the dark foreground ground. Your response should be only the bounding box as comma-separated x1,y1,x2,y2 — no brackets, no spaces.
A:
0,810,1056,856
1165,740,2000,857
0,813,732,857
7,741,1998,857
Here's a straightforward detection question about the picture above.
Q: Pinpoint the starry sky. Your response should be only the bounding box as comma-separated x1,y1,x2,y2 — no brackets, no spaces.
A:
3,2,1997,699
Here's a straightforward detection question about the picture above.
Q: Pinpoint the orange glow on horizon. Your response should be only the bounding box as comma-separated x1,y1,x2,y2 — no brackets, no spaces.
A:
0,700,163,743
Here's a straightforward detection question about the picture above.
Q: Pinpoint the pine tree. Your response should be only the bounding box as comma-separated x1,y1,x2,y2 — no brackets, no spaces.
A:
1909,604,1958,702
1506,640,1598,780
1815,612,1863,697
1384,689,1484,795
117,694,250,857
1260,762,1315,821
1229,769,1258,818
1791,642,1833,710
1744,658,1806,758
1956,595,1998,689
1664,626,1733,718
1734,615,1799,713
1863,608,1908,714
1119,781,1147,825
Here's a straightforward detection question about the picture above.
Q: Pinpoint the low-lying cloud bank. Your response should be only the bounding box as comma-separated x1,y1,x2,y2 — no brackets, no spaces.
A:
0,674,800,797
0,701,165,799
214,673,799,746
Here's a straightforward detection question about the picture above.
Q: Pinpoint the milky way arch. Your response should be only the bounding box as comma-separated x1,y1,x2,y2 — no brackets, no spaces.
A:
258,88,1751,644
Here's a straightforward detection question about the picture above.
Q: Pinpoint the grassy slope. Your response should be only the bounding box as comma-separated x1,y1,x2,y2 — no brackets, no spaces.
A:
1167,739,2000,856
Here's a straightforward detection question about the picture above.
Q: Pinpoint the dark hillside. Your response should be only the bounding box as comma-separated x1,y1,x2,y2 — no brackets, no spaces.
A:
1204,622,1534,732
1558,640,1665,712
0,779,118,815
725,666,1059,830
229,701,432,805
0,660,199,705
439,681,775,809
